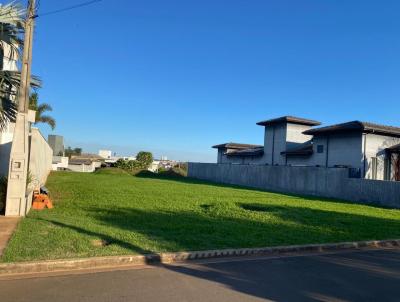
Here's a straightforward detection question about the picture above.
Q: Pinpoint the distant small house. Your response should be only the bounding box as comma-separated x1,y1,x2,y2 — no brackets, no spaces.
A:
52,156,69,171
98,150,136,165
148,160,160,172
68,154,103,173
68,158,100,173
213,143,264,165
213,116,400,181
98,149,112,159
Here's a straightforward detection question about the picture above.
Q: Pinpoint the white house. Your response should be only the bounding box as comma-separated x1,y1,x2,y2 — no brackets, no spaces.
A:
213,116,400,181
98,149,112,159
52,156,69,171
0,43,19,176
68,158,101,173
148,160,160,172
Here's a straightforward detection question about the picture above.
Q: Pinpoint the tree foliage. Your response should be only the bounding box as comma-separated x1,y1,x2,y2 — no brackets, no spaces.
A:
29,92,56,129
115,159,140,170
0,2,24,131
65,146,82,158
0,3,43,131
115,151,154,171
136,151,153,169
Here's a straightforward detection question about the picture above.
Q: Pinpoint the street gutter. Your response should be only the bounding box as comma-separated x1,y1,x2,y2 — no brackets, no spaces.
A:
1,238,399,278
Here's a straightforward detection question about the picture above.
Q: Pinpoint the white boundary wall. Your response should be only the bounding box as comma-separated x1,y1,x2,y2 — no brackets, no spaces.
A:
29,128,53,188
188,163,400,208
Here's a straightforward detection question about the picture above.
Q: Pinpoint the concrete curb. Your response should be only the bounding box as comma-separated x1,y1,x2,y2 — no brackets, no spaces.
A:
1,239,399,276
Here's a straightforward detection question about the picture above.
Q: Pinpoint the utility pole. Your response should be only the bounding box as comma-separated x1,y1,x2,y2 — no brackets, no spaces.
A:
18,0,35,113
5,0,36,216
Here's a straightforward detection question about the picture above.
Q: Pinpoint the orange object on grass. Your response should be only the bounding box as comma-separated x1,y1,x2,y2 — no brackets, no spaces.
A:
32,193,53,210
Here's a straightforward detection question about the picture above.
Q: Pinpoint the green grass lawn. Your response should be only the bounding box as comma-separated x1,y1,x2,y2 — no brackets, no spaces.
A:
2,169,400,262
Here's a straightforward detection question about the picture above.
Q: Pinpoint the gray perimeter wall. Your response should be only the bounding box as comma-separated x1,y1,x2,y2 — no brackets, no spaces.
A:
188,163,400,208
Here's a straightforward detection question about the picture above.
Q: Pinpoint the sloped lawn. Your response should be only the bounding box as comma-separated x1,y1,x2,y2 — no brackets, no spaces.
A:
2,170,400,262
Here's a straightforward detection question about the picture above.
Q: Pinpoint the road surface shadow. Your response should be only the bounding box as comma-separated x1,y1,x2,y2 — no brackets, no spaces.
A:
161,248,400,301
38,205,400,301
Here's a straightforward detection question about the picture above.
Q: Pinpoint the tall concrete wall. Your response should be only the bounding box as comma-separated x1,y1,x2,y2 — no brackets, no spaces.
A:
188,163,400,208
29,128,53,188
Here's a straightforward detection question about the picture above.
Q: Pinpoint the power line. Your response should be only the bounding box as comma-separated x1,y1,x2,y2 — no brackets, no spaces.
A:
37,0,102,18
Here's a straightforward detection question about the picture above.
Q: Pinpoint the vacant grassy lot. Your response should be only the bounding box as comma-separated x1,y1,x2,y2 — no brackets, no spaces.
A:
3,169,400,262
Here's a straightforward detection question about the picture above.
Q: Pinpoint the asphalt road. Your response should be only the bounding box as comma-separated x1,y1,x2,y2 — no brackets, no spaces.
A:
1,248,400,302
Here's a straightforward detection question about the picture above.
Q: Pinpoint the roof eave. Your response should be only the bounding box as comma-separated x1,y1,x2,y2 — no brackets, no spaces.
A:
256,116,321,127
226,150,264,157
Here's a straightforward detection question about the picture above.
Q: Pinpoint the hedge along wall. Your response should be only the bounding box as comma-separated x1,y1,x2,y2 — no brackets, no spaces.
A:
188,163,400,208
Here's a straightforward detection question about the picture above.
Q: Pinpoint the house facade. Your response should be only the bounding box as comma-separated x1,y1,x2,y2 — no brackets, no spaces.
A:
213,116,400,181
0,43,19,176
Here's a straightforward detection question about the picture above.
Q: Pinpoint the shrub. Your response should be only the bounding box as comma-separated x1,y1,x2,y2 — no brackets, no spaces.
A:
136,151,153,169
174,162,188,173
171,167,187,177
114,151,154,172
158,166,166,173
115,158,128,169
95,168,130,175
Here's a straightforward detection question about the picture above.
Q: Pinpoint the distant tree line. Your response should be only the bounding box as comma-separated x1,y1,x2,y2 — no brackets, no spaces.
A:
64,147,82,158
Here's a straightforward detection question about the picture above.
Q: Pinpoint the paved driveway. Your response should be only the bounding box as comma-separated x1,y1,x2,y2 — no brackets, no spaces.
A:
0,217,20,257
1,249,400,302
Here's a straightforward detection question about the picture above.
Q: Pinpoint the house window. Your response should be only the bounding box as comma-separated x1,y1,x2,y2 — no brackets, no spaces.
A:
317,145,324,153
371,157,378,180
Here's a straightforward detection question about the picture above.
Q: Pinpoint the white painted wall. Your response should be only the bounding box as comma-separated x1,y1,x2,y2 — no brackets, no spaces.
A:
2,43,18,71
52,156,69,171
0,43,19,176
28,128,53,188
286,124,313,148
99,150,112,159
0,123,15,176
68,162,97,173
148,160,160,172
363,134,400,180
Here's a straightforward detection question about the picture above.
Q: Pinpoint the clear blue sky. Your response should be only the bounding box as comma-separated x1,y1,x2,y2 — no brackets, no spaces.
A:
29,0,400,162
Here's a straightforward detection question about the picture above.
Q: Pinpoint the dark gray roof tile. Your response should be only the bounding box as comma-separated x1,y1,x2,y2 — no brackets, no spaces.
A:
226,147,264,157
212,142,263,149
257,116,321,126
303,121,400,137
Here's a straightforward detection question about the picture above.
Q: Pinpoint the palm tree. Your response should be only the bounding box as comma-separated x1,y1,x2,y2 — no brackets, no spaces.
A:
0,1,24,131
29,92,56,130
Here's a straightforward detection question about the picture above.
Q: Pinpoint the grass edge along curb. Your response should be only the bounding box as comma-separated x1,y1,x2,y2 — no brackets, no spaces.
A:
1,239,399,276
